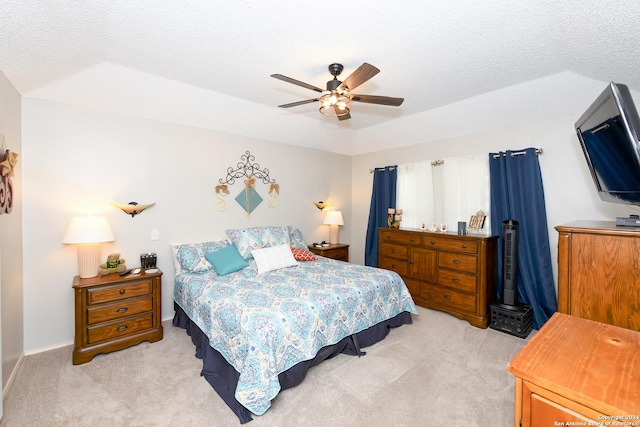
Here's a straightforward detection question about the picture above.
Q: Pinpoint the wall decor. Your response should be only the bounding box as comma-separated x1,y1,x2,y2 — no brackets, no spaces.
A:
110,201,155,218
0,136,19,214
216,151,279,216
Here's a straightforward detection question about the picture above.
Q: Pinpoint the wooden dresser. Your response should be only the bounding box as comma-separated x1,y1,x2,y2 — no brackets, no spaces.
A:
556,220,640,331
508,313,640,426
72,270,163,365
378,228,497,328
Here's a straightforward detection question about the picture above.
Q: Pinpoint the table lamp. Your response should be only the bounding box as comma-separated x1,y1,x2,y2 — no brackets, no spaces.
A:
323,210,344,244
62,216,115,278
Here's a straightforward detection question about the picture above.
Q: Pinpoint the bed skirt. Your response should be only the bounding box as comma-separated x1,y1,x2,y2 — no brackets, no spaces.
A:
172,302,413,423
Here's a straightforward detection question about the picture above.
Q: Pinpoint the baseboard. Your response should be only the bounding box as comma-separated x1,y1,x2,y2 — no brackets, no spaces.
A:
2,352,24,401
24,340,73,356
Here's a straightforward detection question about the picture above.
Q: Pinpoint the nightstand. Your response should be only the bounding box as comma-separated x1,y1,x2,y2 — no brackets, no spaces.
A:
72,269,163,365
308,243,349,262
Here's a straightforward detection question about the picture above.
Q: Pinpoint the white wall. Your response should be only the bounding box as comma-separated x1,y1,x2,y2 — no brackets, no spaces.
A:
349,115,636,288
0,71,23,390
21,98,352,352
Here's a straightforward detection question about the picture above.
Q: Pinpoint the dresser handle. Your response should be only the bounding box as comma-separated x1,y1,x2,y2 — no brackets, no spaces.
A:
453,259,461,264
391,264,397,268
430,240,435,245
117,325,128,332
119,289,125,295
444,294,451,300
453,278,460,284
410,238,415,242
461,244,467,248
392,249,397,253
117,307,128,314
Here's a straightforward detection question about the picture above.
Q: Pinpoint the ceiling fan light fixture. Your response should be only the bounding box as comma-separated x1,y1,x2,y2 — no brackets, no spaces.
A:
319,91,351,117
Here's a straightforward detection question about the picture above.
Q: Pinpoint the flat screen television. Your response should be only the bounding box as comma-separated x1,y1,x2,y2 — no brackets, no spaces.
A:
575,82,640,205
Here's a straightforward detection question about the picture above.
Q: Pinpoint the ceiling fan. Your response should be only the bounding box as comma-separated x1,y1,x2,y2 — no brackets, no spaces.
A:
271,63,404,121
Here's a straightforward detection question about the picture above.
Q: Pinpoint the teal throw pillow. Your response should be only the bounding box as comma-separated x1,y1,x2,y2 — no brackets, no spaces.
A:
205,245,249,275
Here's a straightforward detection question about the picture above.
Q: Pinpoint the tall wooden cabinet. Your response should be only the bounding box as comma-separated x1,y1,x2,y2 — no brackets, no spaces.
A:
556,220,640,331
378,228,498,328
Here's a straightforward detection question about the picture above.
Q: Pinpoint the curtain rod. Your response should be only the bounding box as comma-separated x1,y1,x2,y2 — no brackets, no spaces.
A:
369,166,397,173
492,148,543,159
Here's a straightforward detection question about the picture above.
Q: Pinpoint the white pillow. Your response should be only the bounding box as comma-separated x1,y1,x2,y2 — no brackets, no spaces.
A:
251,244,298,274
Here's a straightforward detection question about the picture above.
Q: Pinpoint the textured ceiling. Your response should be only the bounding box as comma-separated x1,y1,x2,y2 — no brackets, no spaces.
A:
2,1,640,155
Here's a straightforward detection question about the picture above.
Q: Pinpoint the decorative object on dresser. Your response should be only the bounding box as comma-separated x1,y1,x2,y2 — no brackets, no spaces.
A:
308,243,349,262
378,227,497,328
387,208,402,228
62,216,116,279
322,210,344,244
72,269,163,365
556,220,640,331
508,313,640,426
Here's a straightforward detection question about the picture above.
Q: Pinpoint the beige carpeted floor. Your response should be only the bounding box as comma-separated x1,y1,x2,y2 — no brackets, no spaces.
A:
0,306,532,427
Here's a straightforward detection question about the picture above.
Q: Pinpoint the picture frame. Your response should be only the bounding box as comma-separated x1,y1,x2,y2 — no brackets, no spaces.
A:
468,210,486,231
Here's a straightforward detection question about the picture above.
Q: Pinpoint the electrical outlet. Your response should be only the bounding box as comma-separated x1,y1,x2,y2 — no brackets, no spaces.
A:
151,229,159,240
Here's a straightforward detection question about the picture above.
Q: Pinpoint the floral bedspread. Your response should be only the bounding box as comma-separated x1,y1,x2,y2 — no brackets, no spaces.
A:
174,256,417,415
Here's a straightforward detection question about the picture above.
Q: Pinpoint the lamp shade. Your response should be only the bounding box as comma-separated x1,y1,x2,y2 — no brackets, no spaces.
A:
323,211,344,226
62,216,115,278
62,216,115,244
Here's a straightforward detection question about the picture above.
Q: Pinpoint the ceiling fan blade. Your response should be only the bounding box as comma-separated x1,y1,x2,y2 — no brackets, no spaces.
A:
338,63,380,91
337,111,351,121
351,94,404,106
271,74,325,93
277,98,319,108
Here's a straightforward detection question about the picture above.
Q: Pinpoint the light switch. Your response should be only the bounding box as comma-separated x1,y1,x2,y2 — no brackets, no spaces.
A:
151,229,159,240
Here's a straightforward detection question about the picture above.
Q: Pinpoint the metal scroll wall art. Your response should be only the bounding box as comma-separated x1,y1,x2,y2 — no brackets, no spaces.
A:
0,136,19,214
215,151,279,216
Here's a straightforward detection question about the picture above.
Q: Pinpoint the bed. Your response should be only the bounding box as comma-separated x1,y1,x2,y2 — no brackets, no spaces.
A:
171,226,418,423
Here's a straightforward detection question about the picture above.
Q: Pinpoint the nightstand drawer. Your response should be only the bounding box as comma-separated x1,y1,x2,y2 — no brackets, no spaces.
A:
438,252,477,274
88,281,152,305
379,242,408,260
87,313,154,344
87,297,153,325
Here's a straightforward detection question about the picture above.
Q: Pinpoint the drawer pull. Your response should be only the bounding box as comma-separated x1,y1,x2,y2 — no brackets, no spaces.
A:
444,294,451,300
386,235,391,239
430,240,435,245
453,259,461,264
391,264,397,268
453,278,460,284
410,238,415,242
391,249,397,253
461,244,467,248
117,325,128,332
119,289,125,295
117,307,128,314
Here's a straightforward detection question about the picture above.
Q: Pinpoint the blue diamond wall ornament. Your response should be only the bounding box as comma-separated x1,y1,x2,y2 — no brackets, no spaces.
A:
235,188,263,215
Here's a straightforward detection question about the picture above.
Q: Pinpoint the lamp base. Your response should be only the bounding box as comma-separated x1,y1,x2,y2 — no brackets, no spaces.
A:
329,225,340,245
77,243,101,278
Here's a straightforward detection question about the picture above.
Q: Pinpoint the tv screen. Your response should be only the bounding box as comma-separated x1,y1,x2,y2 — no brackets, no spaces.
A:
575,82,640,205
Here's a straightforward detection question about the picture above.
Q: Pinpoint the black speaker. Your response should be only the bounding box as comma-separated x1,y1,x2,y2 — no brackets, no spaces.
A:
502,220,519,307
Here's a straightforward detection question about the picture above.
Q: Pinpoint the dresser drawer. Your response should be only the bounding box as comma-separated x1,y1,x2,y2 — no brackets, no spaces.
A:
379,257,409,276
403,277,421,298
423,237,478,254
422,283,477,313
87,297,153,325
437,270,477,293
88,281,152,305
87,313,154,344
380,230,422,245
379,242,408,260
438,252,477,274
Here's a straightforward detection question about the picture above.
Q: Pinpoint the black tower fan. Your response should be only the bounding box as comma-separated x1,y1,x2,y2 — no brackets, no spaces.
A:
489,219,533,338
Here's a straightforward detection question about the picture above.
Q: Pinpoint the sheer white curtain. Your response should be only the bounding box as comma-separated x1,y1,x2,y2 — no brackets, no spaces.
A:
396,161,434,229
442,154,491,233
